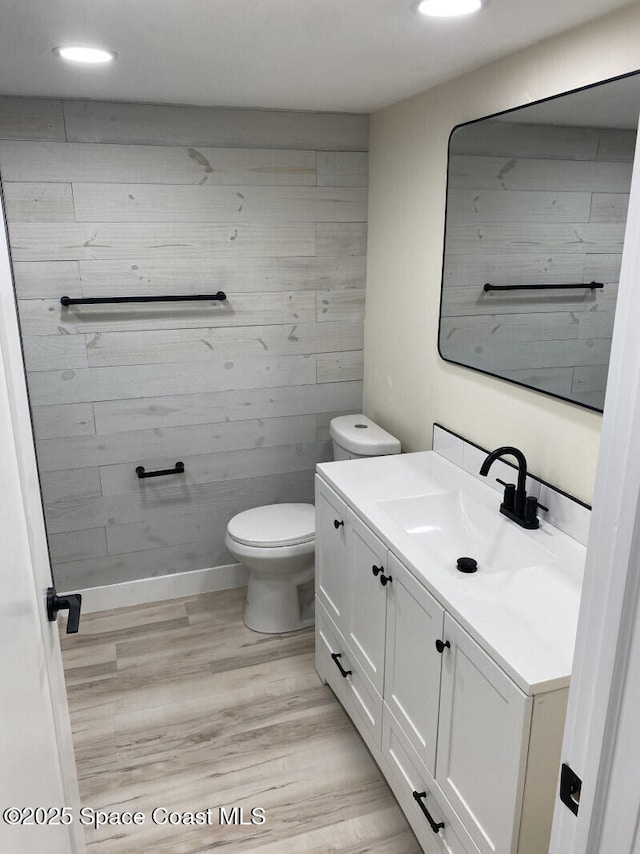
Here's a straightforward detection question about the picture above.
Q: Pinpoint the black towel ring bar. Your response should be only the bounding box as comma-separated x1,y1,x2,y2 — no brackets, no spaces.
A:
60,292,226,306
483,282,603,292
136,462,185,479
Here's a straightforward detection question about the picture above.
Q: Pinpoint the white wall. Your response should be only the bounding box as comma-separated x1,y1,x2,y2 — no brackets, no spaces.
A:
365,4,640,503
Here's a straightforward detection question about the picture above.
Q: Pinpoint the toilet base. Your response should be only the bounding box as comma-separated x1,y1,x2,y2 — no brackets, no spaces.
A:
244,568,314,634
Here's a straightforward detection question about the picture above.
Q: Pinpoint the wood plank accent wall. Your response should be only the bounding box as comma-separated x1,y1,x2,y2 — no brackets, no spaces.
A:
440,120,635,410
0,97,368,591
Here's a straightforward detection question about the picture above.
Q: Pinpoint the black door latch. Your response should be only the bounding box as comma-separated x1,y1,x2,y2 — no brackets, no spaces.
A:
559,763,582,816
47,587,82,634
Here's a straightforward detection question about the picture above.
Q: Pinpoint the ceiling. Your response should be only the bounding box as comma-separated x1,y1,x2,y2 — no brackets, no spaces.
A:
0,0,637,114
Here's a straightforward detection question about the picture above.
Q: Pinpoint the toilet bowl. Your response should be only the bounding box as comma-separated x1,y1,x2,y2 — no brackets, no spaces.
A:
225,414,400,634
225,503,315,634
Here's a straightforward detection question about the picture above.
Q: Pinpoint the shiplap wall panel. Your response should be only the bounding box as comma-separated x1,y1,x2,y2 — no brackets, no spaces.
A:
590,193,630,223
38,413,319,473
93,380,362,434
99,441,331,498
49,528,108,565
84,321,364,367
316,222,367,255
27,355,318,406
440,310,616,345
9,222,317,262
0,97,367,589
63,100,369,150
501,367,574,396
597,129,637,162
447,337,611,373
3,182,75,222
0,140,317,185
22,334,89,371
446,189,592,223
0,97,65,141
40,468,102,504
444,222,625,256
448,155,633,193
54,536,228,590
449,121,600,160
72,184,368,223
46,469,315,536
32,402,96,440
443,252,623,288
317,152,369,187
19,292,318,335
76,256,367,296
441,284,619,316
12,260,81,299
442,122,630,411
316,351,364,383
316,289,366,322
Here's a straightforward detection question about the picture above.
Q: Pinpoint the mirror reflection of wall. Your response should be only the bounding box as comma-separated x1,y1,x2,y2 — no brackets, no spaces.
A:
439,72,640,412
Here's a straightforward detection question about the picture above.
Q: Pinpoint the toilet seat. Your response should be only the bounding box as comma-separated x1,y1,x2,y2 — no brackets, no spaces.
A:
226,503,315,548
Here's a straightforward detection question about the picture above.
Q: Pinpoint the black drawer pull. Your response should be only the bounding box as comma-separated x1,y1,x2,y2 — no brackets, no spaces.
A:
331,652,352,678
136,462,185,479
334,519,344,529
412,791,445,834
372,564,383,577
435,639,451,654
380,573,393,586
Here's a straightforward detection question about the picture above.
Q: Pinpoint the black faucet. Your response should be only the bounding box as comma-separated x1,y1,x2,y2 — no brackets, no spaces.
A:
479,446,542,530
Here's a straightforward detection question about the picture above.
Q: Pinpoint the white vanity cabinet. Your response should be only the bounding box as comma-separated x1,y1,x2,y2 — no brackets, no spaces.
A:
315,473,570,854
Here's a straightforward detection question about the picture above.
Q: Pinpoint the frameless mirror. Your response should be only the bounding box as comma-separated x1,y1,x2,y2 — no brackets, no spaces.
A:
439,71,640,412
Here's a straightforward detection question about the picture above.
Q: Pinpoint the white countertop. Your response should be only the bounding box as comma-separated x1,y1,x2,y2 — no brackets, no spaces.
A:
316,451,586,696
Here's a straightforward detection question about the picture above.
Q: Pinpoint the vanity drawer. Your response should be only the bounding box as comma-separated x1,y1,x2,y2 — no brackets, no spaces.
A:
382,707,480,854
316,601,383,753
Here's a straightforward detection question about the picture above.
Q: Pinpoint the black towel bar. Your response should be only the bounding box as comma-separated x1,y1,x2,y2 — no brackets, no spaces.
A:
483,282,604,292
61,292,226,306
136,462,185,479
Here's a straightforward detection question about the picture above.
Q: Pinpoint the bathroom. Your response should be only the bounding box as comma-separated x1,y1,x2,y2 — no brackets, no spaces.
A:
2,2,640,852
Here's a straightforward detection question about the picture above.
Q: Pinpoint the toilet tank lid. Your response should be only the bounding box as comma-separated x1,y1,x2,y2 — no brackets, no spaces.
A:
227,503,315,547
329,414,401,456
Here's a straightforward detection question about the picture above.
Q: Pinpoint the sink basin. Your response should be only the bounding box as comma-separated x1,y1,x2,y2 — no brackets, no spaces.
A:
378,490,555,574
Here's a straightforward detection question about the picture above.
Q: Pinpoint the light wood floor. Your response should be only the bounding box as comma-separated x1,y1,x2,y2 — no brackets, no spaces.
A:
60,586,420,853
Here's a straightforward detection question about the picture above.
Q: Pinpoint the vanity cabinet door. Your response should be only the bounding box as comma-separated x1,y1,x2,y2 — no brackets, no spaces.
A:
316,480,351,636
384,553,444,776
348,515,389,694
436,615,533,854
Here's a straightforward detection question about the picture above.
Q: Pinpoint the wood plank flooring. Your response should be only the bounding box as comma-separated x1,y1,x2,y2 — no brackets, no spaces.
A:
60,587,420,853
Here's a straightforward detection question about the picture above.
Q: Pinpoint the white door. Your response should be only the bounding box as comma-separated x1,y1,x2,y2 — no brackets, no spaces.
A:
0,192,84,853
549,118,640,852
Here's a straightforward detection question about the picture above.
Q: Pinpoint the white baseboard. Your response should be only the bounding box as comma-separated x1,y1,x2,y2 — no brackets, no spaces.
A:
64,563,248,614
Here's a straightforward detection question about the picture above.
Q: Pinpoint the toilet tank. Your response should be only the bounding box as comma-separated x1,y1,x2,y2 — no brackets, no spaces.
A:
329,414,401,461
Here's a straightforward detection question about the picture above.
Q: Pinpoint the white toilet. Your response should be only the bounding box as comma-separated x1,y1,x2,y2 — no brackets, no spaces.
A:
225,414,401,634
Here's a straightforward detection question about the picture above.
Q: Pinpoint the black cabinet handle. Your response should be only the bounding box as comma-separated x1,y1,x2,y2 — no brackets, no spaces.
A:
412,791,445,834
46,587,82,634
435,639,451,653
372,564,383,577
334,519,344,529
136,461,185,479
380,573,393,586
331,652,352,678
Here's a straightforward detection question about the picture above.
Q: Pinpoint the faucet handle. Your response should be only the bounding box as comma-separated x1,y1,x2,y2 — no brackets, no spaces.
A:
496,478,516,512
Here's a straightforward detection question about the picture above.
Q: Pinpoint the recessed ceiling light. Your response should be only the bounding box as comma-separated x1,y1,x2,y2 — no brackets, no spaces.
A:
53,46,117,64
417,0,486,17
